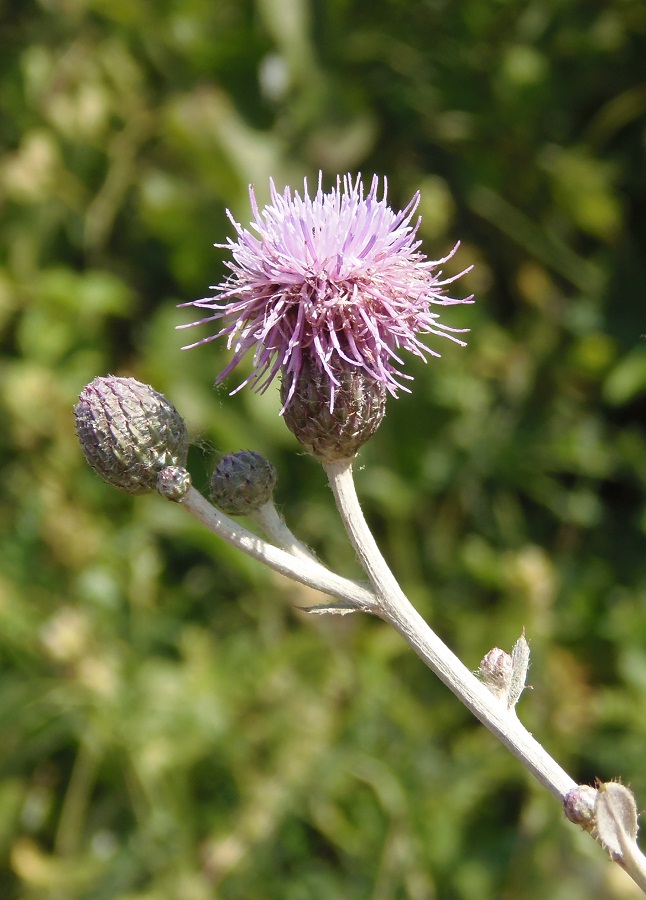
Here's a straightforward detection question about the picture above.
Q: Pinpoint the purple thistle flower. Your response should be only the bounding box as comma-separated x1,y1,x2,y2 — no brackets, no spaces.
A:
179,173,472,411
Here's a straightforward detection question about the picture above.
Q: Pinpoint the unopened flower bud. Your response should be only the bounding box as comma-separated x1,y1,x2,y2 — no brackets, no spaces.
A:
75,376,188,494
210,451,277,515
157,465,192,501
564,785,597,827
477,631,530,709
477,647,513,702
280,354,387,463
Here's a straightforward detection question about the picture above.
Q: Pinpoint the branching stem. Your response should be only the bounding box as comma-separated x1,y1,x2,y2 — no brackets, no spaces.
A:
323,457,576,800
175,471,646,894
179,486,376,613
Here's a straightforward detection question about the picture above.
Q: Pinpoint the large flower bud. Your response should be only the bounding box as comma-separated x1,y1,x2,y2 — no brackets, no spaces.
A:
74,376,188,494
280,354,387,463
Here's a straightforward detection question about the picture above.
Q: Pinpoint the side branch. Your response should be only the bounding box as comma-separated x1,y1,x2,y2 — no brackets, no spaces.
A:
179,486,377,613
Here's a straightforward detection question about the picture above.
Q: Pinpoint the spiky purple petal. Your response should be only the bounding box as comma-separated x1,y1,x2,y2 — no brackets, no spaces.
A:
180,173,472,409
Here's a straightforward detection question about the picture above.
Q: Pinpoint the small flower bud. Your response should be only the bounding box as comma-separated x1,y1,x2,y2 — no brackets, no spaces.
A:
564,785,597,828
157,465,192,501
477,631,530,709
210,451,277,515
280,353,387,463
477,647,513,703
74,376,188,494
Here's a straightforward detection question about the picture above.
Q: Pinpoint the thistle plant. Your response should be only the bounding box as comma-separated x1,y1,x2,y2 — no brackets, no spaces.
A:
76,173,646,892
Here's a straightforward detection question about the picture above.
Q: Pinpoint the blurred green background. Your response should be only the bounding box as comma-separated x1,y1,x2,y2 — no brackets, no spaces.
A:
1,0,646,897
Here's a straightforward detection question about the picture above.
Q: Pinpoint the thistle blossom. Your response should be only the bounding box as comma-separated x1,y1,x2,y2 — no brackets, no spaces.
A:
180,173,472,410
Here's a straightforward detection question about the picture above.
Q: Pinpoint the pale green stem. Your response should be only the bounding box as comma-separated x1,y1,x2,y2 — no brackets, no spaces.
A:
250,501,320,563
614,812,646,891
179,487,377,613
323,456,646,892
323,457,575,799
250,500,372,598
176,473,646,892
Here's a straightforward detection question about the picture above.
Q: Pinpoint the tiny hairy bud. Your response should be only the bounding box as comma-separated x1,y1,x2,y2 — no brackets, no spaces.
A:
477,631,530,709
210,451,277,516
477,647,513,702
280,354,387,463
564,785,597,828
75,376,188,494
157,465,192,501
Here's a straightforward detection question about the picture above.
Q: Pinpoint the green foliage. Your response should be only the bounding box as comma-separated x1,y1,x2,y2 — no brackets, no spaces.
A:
1,0,645,896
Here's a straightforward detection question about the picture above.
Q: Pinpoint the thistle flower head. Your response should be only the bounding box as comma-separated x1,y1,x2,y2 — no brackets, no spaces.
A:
180,173,472,411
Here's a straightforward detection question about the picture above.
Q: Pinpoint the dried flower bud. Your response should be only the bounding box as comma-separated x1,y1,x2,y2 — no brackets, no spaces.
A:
75,376,188,494
210,451,277,515
280,354,387,463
